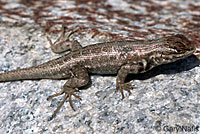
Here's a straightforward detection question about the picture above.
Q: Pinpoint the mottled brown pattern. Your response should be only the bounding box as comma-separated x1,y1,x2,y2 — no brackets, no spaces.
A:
0,32,195,119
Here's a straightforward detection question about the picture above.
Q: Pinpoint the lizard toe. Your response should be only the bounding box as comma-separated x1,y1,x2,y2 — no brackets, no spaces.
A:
123,82,132,95
116,82,132,99
49,87,81,119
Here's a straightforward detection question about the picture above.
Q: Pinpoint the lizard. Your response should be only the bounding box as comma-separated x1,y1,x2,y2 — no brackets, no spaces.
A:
0,25,196,119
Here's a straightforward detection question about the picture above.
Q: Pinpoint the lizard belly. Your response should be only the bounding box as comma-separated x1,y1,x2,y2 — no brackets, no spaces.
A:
88,64,120,74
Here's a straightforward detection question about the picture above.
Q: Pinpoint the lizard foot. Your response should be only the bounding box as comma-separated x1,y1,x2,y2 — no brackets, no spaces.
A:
47,87,81,120
116,82,132,99
46,25,80,53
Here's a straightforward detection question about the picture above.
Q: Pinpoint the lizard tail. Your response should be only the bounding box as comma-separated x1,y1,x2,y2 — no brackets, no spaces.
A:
0,66,61,82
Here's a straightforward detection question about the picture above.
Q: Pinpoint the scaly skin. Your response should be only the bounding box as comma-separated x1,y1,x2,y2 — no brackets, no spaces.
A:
0,25,196,119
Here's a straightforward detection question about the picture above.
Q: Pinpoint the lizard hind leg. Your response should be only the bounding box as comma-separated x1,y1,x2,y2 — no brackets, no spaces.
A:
47,66,89,120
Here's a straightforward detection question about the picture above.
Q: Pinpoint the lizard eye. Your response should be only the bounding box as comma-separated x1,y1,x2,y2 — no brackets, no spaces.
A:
175,41,185,48
173,41,186,53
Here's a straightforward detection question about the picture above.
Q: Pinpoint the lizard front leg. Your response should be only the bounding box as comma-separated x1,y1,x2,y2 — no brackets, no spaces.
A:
116,64,143,99
47,25,81,53
47,66,89,119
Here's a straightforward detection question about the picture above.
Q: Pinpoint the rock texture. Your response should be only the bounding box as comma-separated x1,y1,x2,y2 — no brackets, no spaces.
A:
0,0,199,133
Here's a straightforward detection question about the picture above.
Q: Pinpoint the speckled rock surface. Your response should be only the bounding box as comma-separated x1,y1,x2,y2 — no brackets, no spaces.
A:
0,0,200,134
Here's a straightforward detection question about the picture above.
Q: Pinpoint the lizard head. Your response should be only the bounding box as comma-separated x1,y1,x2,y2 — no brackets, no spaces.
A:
160,34,195,61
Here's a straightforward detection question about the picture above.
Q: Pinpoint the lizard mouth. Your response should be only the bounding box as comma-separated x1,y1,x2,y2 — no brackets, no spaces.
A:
184,48,195,56
173,48,195,60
